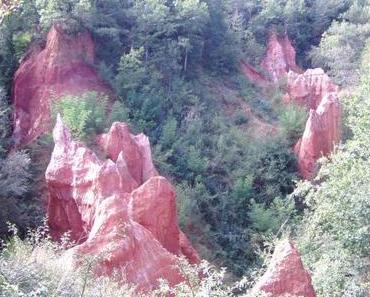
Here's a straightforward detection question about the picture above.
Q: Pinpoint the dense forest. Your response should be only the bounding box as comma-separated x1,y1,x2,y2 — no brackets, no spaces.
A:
0,0,369,296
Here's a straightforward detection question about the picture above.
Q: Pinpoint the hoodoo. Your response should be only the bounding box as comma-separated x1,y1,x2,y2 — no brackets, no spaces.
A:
241,32,341,179
252,240,316,297
261,31,301,82
46,115,199,291
294,93,341,179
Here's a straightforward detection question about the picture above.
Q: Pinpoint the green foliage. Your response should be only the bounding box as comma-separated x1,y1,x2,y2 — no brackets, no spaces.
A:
35,0,93,31
231,176,253,204
109,100,129,124
310,0,370,85
52,92,109,139
12,31,32,60
278,103,307,143
0,88,11,155
0,151,41,237
297,72,370,296
161,117,178,149
202,0,240,73
0,152,30,198
115,47,146,98
248,197,296,235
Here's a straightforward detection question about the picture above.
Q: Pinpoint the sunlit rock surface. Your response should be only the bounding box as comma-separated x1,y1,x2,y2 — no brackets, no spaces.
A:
252,240,316,297
12,24,108,145
46,116,199,291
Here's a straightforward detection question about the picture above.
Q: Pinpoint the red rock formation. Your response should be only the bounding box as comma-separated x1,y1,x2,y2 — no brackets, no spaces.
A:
241,31,341,180
96,122,158,184
12,23,109,145
283,69,341,179
252,240,316,297
129,177,180,254
261,32,301,82
73,195,183,291
46,115,199,291
284,69,339,109
294,93,341,179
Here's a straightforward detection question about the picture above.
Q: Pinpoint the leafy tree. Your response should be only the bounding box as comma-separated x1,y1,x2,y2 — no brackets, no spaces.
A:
0,88,11,155
310,0,370,85
248,197,296,235
52,92,109,139
35,0,93,31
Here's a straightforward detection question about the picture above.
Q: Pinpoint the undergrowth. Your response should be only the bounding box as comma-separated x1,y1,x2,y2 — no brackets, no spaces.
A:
0,224,276,297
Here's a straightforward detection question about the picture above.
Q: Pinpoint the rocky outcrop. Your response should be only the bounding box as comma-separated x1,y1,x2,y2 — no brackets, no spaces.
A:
284,69,341,179
261,32,301,82
284,69,339,109
252,240,316,297
294,93,341,179
241,32,341,179
12,23,108,145
46,116,199,291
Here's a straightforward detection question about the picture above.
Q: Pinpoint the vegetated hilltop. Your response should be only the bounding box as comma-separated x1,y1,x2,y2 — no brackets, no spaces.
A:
0,1,369,297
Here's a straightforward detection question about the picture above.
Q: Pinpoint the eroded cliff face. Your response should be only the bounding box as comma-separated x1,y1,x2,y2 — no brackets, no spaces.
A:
284,68,339,109
242,32,341,179
12,24,109,145
261,32,301,82
294,93,341,179
46,116,199,291
252,240,316,297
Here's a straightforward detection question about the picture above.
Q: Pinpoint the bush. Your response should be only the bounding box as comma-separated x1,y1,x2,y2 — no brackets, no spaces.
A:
278,103,307,143
12,31,32,61
0,151,30,198
248,197,296,235
0,151,43,238
52,92,109,139
0,225,139,297
0,225,270,297
109,100,130,124
0,88,11,155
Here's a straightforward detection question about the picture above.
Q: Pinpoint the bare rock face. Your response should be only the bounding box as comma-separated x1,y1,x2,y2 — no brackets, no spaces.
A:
284,69,339,109
73,195,183,291
46,116,199,291
284,69,341,179
294,93,341,179
253,240,316,297
96,122,158,184
261,32,301,82
129,176,180,254
12,24,108,145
